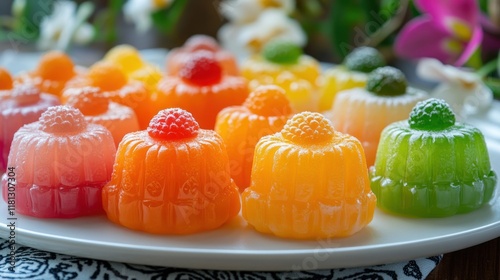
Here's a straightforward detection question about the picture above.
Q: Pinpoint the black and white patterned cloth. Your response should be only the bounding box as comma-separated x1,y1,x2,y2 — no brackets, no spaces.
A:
0,239,441,280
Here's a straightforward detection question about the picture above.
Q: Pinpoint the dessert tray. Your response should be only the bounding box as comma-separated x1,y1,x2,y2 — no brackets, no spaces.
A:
0,102,498,271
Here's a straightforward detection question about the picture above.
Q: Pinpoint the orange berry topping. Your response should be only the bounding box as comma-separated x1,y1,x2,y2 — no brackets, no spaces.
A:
243,85,292,117
11,84,41,105
65,87,109,116
281,112,334,145
37,51,75,81
39,106,87,133
179,51,222,86
103,45,143,73
0,67,13,90
147,108,200,140
88,62,127,91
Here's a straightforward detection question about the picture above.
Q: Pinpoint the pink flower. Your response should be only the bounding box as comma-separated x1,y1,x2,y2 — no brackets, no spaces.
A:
395,0,482,66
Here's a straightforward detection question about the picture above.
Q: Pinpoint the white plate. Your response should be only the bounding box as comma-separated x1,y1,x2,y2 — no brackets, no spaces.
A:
1,103,499,271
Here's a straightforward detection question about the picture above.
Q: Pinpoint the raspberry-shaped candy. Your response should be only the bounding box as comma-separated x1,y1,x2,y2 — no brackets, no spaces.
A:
39,106,87,133
366,66,407,96
409,98,456,130
147,108,200,140
243,85,292,117
88,62,128,91
263,40,302,64
65,87,109,116
37,51,75,81
11,84,41,105
0,67,13,90
184,34,219,52
344,47,385,73
282,112,334,145
103,45,144,74
179,51,222,86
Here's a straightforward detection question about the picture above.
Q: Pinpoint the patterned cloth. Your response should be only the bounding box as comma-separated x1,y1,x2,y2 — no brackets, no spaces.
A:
0,239,441,280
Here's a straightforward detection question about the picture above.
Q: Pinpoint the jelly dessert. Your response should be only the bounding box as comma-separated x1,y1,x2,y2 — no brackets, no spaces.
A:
102,108,241,234
242,112,376,239
65,86,140,146
327,66,428,166
318,47,385,111
155,51,249,129
370,99,497,217
241,40,321,112
215,85,293,191
0,84,60,172
0,67,13,99
166,34,239,76
103,45,163,91
1,106,116,218
63,62,154,129
15,51,82,97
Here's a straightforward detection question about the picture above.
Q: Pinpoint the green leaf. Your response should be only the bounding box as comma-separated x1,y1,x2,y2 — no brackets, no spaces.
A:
151,0,188,34
485,78,500,98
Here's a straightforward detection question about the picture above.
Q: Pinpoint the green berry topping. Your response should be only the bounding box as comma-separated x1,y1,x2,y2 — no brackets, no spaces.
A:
344,47,385,73
262,40,302,64
409,98,456,130
366,66,407,96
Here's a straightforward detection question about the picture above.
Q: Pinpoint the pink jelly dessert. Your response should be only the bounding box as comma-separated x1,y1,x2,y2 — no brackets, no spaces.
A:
166,34,239,76
65,86,140,146
0,84,60,172
1,106,116,218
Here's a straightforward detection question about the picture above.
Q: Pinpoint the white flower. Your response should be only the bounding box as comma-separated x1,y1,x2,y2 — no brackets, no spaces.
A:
220,0,294,24
38,1,95,51
218,9,306,59
123,0,171,32
417,58,493,118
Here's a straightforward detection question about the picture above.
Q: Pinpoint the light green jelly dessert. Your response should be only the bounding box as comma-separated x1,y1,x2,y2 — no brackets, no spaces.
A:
370,98,497,217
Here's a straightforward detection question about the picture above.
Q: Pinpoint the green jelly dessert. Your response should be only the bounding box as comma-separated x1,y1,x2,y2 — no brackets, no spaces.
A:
370,98,497,217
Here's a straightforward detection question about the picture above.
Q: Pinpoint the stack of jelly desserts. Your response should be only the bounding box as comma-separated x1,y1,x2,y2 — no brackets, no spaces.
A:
102,108,241,234
65,86,140,146
102,44,163,92
327,66,428,166
63,61,153,129
215,85,293,191
166,34,239,76
318,47,385,111
155,51,249,129
370,98,497,217
0,84,60,172
241,40,321,112
242,112,376,239
1,106,116,218
15,51,83,97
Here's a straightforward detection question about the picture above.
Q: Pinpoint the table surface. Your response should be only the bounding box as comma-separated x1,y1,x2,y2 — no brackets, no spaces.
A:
427,237,499,279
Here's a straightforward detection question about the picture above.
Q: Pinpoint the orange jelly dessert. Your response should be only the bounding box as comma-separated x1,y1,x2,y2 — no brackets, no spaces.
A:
155,51,249,129
1,106,116,218
241,40,321,112
215,85,293,191
103,45,163,91
16,51,81,97
64,62,154,129
65,86,140,146
0,84,60,172
0,67,13,97
242,112,376,239
166,34,239,76
327,66,428,167
102,108,241,234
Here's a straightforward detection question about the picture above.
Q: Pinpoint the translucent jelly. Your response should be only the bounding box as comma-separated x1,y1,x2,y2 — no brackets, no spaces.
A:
102,108,241,234
1,106,116,218
327,66,427,167
370,99,497,217
242,112,376,239
65,86,140,146
215,85,293,191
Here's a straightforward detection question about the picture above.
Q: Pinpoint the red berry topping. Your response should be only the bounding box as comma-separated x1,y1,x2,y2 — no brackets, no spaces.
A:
179,51,222,86
147,108,200,140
